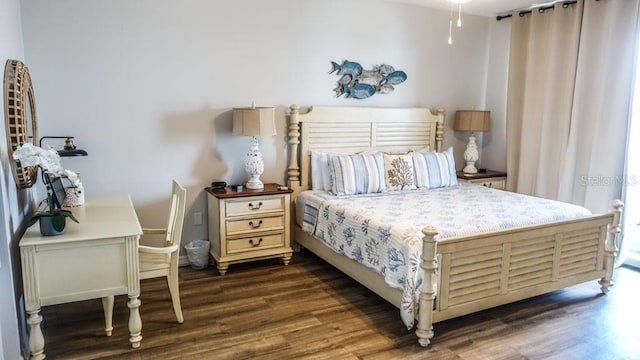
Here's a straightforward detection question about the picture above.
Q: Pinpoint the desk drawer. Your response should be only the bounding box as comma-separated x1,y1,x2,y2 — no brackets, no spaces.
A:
226,196,285,217
227,233,284,254
226,215,284,236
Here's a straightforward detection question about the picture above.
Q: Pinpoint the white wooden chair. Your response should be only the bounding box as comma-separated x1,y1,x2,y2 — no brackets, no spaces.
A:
137,179,187,323
102,180,187,336
101,180,186,336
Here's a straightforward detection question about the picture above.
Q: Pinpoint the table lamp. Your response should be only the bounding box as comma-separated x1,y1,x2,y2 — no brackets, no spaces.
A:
232,103,276,189
454,110,490,174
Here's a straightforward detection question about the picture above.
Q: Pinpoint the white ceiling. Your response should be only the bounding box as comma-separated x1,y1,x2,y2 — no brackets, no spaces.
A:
383,0,552,17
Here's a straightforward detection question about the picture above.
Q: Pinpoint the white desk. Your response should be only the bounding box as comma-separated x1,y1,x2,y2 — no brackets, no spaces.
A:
20,194,143,360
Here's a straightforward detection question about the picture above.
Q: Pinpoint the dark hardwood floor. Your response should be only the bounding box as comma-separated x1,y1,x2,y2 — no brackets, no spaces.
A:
40,251,639,359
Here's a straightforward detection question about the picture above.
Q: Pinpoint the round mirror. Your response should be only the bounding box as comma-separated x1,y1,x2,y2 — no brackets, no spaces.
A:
4,59,39,189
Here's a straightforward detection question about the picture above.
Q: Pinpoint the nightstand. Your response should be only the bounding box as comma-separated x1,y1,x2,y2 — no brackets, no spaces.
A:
457,170,507,190
206,183,293,275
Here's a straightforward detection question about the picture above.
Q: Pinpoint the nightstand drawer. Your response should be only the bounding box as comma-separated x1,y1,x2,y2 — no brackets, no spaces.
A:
227,233,284,254
471,178,506,189
226,215,284,236
457,170,507,191
226,196,285,216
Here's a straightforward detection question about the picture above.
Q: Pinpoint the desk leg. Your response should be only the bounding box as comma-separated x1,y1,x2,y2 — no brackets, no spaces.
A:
127,295,142,348
27,309,45,360
102,296,114,336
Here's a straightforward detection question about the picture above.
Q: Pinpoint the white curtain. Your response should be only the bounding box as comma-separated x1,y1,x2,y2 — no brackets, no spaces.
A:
620,31,640,266
620,86,640,265
506,0,640,214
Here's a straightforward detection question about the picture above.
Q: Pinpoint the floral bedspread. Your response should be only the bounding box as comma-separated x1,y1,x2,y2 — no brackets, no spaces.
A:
305,184,592,328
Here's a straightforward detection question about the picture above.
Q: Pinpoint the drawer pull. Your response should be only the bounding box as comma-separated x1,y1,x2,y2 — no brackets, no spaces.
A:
248,220,263,229
249,238,263,247
248,202,263,210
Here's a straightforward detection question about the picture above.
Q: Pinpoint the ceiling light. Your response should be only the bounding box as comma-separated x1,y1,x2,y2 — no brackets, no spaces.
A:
447,0,471,44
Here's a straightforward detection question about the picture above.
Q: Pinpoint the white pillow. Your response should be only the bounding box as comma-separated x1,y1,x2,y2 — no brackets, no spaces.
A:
383,152,417,191
413,147,458,189
310,150,333,191
328,152,386,196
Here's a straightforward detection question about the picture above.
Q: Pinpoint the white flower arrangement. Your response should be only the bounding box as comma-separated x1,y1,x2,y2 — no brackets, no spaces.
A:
13,143,83,194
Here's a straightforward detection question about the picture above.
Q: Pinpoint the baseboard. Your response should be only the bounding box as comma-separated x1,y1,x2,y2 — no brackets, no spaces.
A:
179,255,190,267
179,254,214,268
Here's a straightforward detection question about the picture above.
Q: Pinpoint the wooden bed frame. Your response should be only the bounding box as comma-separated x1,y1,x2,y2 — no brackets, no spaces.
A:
286,104,623,347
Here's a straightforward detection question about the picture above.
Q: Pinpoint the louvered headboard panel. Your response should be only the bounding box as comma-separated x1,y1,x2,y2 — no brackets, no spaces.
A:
287,105,445,194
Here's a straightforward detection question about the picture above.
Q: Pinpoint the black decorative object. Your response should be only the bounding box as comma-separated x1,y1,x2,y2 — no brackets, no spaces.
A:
212,181,226,189
39,136,88,157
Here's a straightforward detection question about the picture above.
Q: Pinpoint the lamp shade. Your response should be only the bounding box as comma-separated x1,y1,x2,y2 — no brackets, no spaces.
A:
454,110,490,132
232,107,276,137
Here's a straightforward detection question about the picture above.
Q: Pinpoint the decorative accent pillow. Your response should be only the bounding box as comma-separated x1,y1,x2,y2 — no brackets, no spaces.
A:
310,150,333,191
328,151,386,196
383,152,417,191
413,147,458,189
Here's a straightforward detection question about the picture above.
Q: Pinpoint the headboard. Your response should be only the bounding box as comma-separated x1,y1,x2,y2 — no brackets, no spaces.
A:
287,105,445,196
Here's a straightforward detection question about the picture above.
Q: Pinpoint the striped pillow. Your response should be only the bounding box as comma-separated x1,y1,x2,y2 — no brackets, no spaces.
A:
413,147,458,189
329,152,386,196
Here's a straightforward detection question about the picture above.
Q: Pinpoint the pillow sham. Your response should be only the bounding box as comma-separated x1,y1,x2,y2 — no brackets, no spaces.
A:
413,147,458,189
310,150,333,191
329,151,386,196
383,152,417,191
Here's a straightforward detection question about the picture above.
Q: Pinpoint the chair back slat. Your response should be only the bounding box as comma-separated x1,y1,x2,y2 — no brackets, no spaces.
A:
166,180,187,247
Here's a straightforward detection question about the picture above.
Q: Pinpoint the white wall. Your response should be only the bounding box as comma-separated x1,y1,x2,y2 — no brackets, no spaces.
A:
0,0,31,357
19,0,493,244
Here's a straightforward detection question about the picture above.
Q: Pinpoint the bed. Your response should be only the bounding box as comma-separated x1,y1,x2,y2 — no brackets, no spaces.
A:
286,104,623,347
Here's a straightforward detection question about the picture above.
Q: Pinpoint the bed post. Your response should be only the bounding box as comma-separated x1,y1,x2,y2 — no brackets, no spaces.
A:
435,108,445,152
287,104,301,194
416,226,438,347
599,200,623,294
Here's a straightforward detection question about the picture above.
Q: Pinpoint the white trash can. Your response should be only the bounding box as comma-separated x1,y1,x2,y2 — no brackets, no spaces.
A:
184,240,210,269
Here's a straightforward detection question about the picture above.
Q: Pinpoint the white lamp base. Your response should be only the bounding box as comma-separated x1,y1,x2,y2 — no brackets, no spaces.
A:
244,136,265,190
462,132,479,174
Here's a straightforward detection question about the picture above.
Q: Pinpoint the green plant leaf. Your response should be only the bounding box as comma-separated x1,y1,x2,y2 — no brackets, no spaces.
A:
48,192,55,212
51,214,66,232
54,209,79,223
26,215,40,228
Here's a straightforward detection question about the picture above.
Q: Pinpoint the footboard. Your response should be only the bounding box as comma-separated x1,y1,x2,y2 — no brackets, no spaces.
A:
414,200,623,346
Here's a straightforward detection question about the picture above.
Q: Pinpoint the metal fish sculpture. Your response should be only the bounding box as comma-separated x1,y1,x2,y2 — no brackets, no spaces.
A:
382,70,407,86
338,74,352,85
330,60,407,99
375,64,395,77
330,60,363,77
341,82,376,99
333,75,353,96
356,70,383,86
376,83,395,94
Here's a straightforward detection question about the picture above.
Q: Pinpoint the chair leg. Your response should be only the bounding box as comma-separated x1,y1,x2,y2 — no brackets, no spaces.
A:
102,296,114,336
167,263,184,323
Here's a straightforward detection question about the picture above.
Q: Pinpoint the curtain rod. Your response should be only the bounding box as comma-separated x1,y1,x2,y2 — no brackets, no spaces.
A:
496,0,592,21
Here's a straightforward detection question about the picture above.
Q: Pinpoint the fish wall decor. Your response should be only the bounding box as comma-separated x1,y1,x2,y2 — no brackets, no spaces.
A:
330,60,407,99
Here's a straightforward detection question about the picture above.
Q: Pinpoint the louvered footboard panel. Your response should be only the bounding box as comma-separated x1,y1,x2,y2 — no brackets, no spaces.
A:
558,228,603,278
434,216,612,321
443,245,503,307
508,236,555,290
